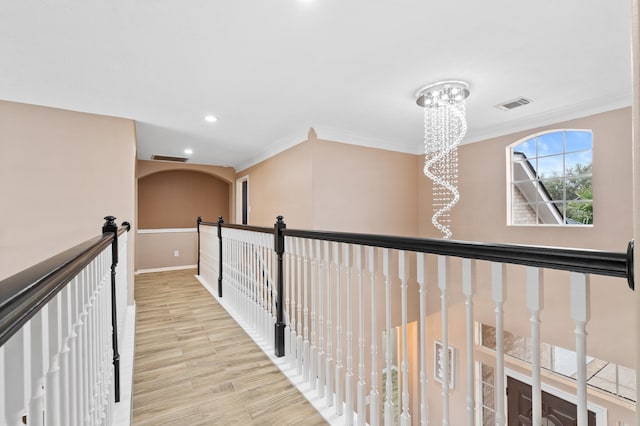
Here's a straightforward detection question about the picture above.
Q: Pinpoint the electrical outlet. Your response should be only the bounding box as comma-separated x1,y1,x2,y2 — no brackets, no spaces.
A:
174,250,179,257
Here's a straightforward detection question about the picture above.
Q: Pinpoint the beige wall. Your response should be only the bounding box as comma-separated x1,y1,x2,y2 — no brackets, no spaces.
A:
237,135,313,228
238,129,419,235
138,169,229,228
135,160,235,271
452,108,632,250
136,231,197,270
312,139,419,236
0,100,136,301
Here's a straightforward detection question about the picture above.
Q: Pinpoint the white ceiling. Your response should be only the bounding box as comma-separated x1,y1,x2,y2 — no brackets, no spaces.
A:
0,1,632,170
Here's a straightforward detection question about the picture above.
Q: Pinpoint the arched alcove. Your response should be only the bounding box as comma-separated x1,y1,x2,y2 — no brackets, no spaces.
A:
138,169,230,228
136,169,231,271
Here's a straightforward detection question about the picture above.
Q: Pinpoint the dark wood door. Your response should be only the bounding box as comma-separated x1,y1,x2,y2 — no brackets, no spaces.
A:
507,376,596,425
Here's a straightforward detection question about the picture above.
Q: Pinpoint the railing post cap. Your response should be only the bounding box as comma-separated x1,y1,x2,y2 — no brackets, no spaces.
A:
104,216,117,225
218,216,224,224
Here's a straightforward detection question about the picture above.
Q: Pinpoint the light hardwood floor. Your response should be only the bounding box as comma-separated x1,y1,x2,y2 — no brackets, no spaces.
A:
132,269,327,425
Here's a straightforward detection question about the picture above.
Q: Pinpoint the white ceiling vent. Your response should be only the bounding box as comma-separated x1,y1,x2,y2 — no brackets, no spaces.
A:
495,97,532,111
151,154,189,162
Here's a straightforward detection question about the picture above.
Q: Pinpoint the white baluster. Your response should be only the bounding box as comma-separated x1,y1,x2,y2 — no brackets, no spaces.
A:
570,272,590,426
262,235,269,342
28,309,46,426
399,251,411,426
296,239,304,375
250,235,256,332
0,346,4,425
309,240,317,390
77,271,88,425
345,244,354,424
438,255,450,426
492,262,507,426
289,238,297,369
417,253,428,426
334,242,344,416
317,239,326,399
526,267,543,426
285,239,293,364
462,258,476,426
303,239,310,383
326,240,334,407
0,345,4,425
369,246,380,426
59,286,71,426
3,329,25,425
356,246,366,426
383,248,393,426
87,267,97,425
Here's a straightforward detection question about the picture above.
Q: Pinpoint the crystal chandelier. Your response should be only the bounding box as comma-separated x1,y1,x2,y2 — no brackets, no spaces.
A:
416,81,470,239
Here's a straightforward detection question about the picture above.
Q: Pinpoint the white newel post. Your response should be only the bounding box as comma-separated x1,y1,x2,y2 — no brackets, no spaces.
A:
570,272,590,426
526,267,543,426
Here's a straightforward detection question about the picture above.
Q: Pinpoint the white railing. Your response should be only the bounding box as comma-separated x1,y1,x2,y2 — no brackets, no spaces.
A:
0,221,130,426
198,219,633,425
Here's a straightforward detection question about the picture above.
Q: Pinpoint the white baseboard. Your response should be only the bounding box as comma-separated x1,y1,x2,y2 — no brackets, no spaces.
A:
135,264,197,274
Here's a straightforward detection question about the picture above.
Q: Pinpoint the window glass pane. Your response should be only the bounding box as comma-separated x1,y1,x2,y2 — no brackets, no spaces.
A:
565,177,592,200
537,132,564,156
539,178,564,201
537,155,563,179
565,131,592,152
512,138,537,159
512,203,538,224
566,200,593,224
565,152,592,176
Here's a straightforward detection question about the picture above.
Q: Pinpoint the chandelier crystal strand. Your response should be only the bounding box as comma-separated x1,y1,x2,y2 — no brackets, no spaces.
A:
418,81,469,239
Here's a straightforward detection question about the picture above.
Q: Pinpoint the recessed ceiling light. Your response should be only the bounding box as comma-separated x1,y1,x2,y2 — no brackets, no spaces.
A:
204,115,218,123
184,148,193,155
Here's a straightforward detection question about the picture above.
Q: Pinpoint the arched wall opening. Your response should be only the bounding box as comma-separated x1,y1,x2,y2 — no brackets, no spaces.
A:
135,169,231,271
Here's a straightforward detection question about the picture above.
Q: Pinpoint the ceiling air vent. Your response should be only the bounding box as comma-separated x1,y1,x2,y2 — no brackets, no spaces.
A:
495,97,532,111
151,154,189,162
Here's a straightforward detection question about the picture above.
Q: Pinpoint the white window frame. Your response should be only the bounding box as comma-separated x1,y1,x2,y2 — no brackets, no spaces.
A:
506,129,593,226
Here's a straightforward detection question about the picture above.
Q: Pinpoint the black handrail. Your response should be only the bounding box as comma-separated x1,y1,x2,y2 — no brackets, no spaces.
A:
197,216,634,358
282,228,634,290
201,221,273,234
0,217,131,400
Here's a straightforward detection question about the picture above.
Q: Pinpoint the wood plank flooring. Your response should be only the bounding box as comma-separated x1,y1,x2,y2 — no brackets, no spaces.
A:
132,269,327,425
